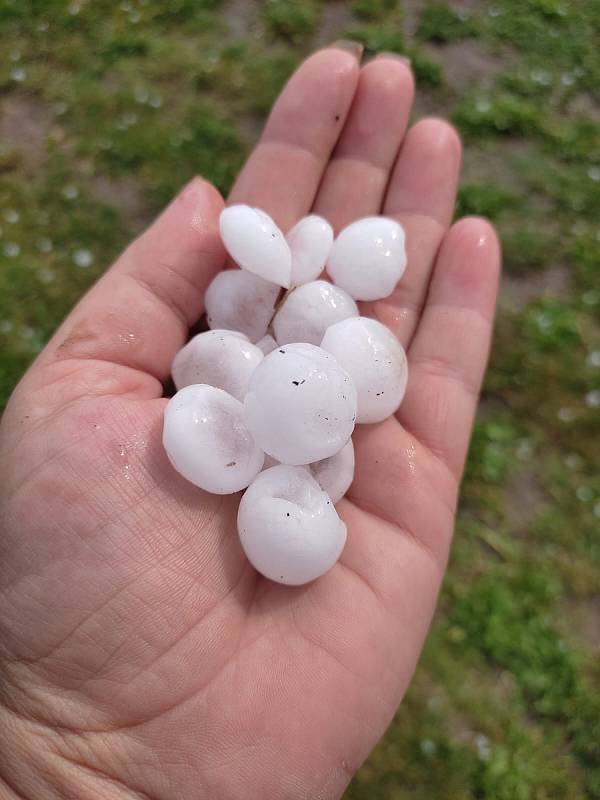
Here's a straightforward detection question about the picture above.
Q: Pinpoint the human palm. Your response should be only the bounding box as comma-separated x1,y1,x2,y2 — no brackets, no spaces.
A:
0,48,500,800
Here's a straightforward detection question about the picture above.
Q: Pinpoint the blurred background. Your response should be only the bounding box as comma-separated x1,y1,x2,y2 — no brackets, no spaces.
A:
0,1,598,797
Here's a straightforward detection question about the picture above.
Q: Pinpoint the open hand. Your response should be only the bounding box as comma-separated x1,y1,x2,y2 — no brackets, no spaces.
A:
0,46,500,800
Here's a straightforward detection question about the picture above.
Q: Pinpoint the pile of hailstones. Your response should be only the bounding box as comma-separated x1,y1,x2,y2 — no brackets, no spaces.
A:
163,205,408,586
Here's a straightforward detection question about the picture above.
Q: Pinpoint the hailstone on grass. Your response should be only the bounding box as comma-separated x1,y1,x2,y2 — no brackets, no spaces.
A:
237,465,346,585
321,316,408,423
272,279,358,346
327,216,406,301
163,384,264,494
286,215,334,286
172,330,263,401
220,204,292,288
244,343,357,465
204,268,280,342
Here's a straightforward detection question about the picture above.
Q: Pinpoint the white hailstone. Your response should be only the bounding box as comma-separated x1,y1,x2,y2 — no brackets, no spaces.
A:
163,384,264,494
321,317,408,424
205,269,280,342
309,439,355,504
220,204,292,288
238,465,346,585
272,280,359,346
244,343,357,465
171,330,263,401
327,216,406,301
286,215,334,286
256,334,278,355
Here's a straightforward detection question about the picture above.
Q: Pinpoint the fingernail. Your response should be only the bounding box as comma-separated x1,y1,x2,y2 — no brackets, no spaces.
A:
330,40,364,62
376,52,411,65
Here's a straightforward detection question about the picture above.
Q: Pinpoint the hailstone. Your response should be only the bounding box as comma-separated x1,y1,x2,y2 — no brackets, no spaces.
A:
321,317,408,423
327,216,406,301
244,343,357,465
205,269,280,342
220,205,292,288
163,384,264,494
256,334,278,355
309,439,355,504
172,330,263,401
286,215,334,286
237,465,347,585
272,280,359,346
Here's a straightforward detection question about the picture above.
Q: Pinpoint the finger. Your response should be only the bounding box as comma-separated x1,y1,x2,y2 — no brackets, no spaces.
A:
373,119,462,349
399,217,501,479
32,178,225,384
228,46,361,231
313,55,414,230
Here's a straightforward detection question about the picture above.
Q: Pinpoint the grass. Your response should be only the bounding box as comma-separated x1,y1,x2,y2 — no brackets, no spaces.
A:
0,1,599,797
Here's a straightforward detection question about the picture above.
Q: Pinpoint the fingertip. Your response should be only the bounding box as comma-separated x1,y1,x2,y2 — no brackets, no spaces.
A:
360,53,415,98
410,117,462,164
434,216,501,310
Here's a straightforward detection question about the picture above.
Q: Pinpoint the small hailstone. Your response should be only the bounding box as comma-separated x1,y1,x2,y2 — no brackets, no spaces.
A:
244,343,357,465
204,269,280,342
327,216,406,301
309,439,354,504
273,280,359,346
237,465,346,585
286,215,334,286
171,330,263,401
256,334,278,355
220,205,292,288
163,384,264,494
321,317,408,423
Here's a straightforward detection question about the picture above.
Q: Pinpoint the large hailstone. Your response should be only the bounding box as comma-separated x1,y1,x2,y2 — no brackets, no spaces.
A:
244,343,357,465
238,465,347,585
272,280,359,346
327,216,406,301
286,215,334,286
321,317,408,423
172,330,263,401
204,269,280,342
220,205,292,288
163,384,264,494
309,439,355,504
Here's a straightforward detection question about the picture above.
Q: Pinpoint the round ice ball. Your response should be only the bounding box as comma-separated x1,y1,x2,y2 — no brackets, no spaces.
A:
287,215,334,286
205,269,280,342
327,216,406,301
309,439,355,504
238,465,347,585
244,343,357,465
163,384,264,494
171,330,263,401
220,205,292,288
272,280,358,346
321,317,408,423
